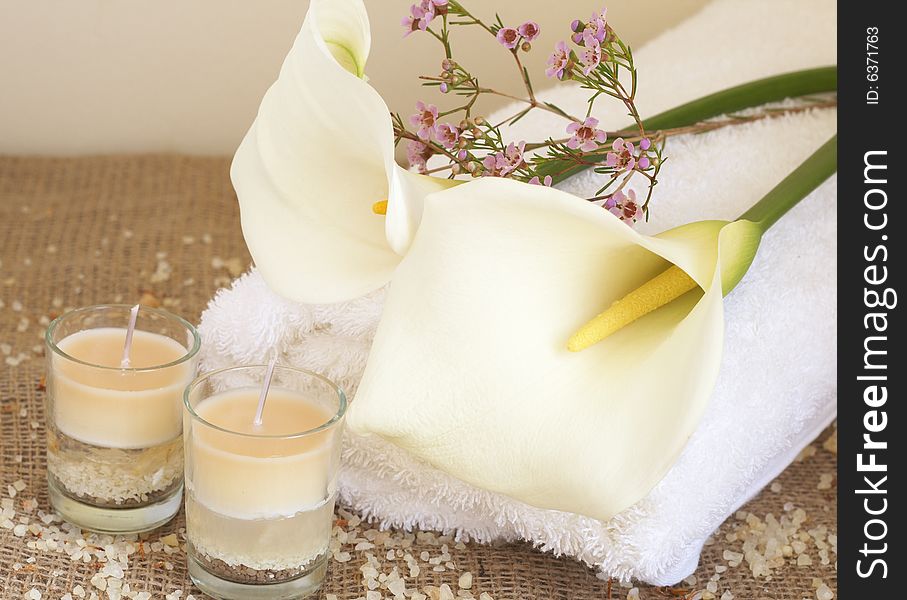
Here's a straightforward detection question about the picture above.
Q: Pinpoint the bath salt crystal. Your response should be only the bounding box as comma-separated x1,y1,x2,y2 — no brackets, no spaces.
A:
459,572,473,589
822,429,837,454
626,589,640,600
387,578,407,596
817,474,834,490
816,584,834,600
61,595,73,600
73,585,86,598
366,592,381,600
439,584,455,600
90,574,107,591
720,593,734,600
770,482,782,493
479,595,494,600
412,594,427,600
706,581,718,593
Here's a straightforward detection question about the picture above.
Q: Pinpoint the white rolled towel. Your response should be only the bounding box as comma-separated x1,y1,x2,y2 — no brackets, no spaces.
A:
199,0,836,584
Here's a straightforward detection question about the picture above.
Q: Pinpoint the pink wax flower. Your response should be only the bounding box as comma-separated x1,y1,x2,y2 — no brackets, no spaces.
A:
406,140,434,173
496,27,520,50
566,117,607,152
579,33,604,75
434,123,460,149
518,22,541,42
482,141,526,177
528,175,553,186
410,101,439,141
604,189,642,224
403,0,442,36
546,41,571,79
637,137,652,169
605,137,637,172
585,9,608,44
402,14,419,36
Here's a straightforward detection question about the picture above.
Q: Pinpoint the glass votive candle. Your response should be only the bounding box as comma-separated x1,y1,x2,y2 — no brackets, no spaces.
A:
183,365,347,600
44,304,200,533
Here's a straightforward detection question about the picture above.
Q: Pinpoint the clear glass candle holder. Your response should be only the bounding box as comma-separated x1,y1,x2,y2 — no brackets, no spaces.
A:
183,365,347,600
44,304,200,533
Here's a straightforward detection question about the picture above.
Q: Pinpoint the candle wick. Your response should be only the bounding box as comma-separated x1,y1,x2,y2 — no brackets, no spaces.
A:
120,304,141,368
254,356,278,427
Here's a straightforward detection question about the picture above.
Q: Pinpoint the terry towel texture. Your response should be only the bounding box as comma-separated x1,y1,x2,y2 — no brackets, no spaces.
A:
198,0,836,585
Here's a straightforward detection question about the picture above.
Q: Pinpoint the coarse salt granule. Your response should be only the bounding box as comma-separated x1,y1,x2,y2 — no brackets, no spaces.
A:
816,583,834,600
458,572,473,589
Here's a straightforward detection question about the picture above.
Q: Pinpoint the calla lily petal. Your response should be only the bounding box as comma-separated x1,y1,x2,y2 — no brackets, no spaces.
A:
349,178,731,522
232,0,454,304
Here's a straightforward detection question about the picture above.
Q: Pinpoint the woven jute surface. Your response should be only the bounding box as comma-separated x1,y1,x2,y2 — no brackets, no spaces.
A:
0,156,837,599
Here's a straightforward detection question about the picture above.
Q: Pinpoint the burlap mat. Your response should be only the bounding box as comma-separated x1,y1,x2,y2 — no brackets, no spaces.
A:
0,156,837,599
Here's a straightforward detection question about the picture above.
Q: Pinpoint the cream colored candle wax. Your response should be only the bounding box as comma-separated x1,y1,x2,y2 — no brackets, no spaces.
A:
188,388,336,518
53,327,194,448
184,385,342,574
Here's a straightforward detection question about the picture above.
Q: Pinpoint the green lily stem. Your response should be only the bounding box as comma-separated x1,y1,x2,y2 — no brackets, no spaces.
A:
738,135,837,233
544,66,838,184
642,67,837,131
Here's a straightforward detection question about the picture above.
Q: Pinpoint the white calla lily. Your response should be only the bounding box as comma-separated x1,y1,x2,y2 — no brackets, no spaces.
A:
348,177,758,522
232,0,457,304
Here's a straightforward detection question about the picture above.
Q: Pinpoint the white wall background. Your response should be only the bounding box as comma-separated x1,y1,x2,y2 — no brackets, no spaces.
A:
0,0,709,155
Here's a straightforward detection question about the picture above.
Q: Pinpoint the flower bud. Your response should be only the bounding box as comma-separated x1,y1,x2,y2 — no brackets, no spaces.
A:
451,163,461,175
439,82,449,93
474,117,485,126
571,19,583,32
441,58,455,71
521,42,532,52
